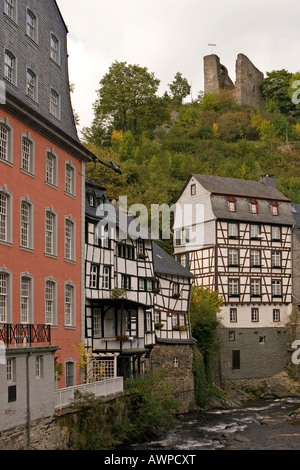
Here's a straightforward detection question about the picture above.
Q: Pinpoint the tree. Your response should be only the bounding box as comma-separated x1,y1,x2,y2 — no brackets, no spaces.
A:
262,69,297,115
168,72,191,106
93,61,166,137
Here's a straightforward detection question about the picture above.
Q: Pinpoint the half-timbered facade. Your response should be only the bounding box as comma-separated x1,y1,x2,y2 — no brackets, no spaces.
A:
85,180,156,378
174,174,294,380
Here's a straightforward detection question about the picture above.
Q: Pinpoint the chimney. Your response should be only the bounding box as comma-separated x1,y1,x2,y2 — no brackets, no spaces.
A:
259,175,277,187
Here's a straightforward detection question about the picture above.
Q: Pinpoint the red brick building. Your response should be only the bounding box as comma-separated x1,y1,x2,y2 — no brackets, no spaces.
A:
0,0,95,388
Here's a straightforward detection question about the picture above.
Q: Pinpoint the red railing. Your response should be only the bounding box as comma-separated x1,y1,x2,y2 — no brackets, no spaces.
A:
0,324,51,347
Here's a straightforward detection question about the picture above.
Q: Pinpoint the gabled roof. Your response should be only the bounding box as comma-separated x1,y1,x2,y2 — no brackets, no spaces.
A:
192,174,290,202
152,243,194,278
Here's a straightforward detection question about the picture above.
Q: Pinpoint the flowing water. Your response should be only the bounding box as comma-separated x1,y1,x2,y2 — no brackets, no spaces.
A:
131,397,300,450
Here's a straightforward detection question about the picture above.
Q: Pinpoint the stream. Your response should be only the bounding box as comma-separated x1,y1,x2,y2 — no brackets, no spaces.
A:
130,397,300,450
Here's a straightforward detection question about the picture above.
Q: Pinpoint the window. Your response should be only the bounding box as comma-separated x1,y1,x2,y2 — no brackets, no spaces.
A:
251,279,261,297
125,311,137,336
271,202,279,216
45,209,57,256
45,150,58,187
175,228,190,245
229,331,235,341
117,243,135,259
228,248,238,266
35,356,43,378
251,249,260,267
93,309,101,337
45,279,56,325
146,311,151,332
251,308,259,322
137,239,145,256
20,200,33,250
65,361,75,387
174,357,179,368
102,266,111,290
4,50,16,85
250,199,258,214
21,135,34,175
7,357,16,382
273,309,280,322
154,310,160,324
64,284,75,327
259,336,266,344
65,218,75,261
190,184,196,195
179,253,189,269
90,265,99,289
20,276,33,323
26,9,37,42
65,163,75,196
50,88,60,119
4,0,17,22
250,224,260,239
0,193,8,242
89,195,94,207
228,197,236,212
272,280,282,297
272,251,281,268
26,69,37,101
272,226,281,241
230,308,237,322
229,279,239,297
172,282,180,297
50,34,60,64
228,223,239,238
121,275,131,290
0,273,8,322
0,188,12,244
0,121,13,165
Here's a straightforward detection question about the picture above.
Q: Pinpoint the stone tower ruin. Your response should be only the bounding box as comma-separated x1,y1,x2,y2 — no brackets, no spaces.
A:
204,53,264,107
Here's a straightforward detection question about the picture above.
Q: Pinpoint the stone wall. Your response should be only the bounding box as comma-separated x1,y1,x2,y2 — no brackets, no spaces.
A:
203,53,263,107
217,327,290,381
149,343,195,413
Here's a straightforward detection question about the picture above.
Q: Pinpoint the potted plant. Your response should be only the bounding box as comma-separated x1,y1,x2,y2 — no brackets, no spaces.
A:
172,324,188,332
155,322,164,330
115,334,130,342
110,288,126,299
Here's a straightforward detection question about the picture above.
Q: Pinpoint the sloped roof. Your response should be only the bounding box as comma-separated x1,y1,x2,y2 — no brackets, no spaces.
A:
152,243,194,278
192,174,290,201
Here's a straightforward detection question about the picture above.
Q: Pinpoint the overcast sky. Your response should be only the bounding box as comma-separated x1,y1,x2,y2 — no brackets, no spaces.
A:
56,0,300,135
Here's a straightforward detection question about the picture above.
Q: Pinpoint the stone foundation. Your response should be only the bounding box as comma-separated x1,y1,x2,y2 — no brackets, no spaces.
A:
149,343,195,413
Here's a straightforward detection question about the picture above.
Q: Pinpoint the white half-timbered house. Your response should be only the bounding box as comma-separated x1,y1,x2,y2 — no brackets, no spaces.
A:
174,174,294,380
85,180,155,378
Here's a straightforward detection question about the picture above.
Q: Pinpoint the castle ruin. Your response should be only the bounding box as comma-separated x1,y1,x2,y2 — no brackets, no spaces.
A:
203,53,264,107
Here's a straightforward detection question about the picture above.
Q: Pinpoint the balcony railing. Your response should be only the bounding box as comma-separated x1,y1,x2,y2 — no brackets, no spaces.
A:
0,324,51,347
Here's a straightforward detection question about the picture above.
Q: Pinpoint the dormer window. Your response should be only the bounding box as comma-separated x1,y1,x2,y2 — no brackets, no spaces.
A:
191,184,196,196
228,197,236,212
89,195,94,207
250,199,258,214
271,202,279,216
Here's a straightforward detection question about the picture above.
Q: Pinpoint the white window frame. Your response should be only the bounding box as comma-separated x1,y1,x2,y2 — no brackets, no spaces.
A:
45,277,57,325
0,186,13,245
50,88,60,120
228,248,238,266
272,251,281,268
26,68,38,101
21,133,35,175
26,9,38,43
0,119,13,165
64,282,76,327
4,0,17,23
45,149,58,188
102,266,111,290
20,197,34,250
251,308,259,322
65,161,76,197
250,278,260,296
4,50,17,86
45,208,57,257
251,249,260,267
20,273,34,324
273,308,280,322
229,279,239,296
272,280,282,297
93,308,101,337
228,223,239,238
65,216,76,262
50,33,60,64
272,226,281,241
90,264,99,289
230,308,237,322
250,224,260,239
0,267,12,323
35,355,43,378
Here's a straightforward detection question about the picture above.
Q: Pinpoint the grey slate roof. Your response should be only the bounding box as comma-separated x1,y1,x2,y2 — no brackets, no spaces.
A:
152,243,194,278
192,174,290,201
192,174,294,226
